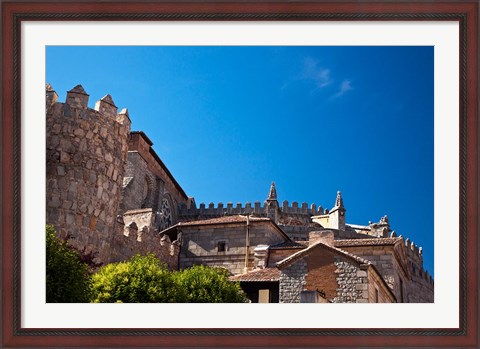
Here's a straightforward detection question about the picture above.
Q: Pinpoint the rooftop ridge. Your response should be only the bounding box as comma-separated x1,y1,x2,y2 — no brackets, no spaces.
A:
276,241,373,270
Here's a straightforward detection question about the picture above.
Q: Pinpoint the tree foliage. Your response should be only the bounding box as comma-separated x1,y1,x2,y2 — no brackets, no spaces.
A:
91,254,183,303
46,225,92,302
91,254,248,303
175,265,248,303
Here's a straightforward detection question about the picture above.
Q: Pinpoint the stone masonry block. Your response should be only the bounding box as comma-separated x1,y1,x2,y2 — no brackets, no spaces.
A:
355,283,368,291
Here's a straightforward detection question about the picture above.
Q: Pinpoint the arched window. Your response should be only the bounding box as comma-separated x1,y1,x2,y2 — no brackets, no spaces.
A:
158,196,173,230
141,176,152,208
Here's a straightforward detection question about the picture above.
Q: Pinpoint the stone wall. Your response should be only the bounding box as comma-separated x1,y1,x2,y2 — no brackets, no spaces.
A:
367,269,396,303
332,258,369,303
121,132,190,232
110,220,179,270
121,152,152,212
268,248,304,267
404,239,434,302
179,200,324,218
179,221,287,274
46,84,130,264
406,271,434,302
279,259,307,303
338,243,433,302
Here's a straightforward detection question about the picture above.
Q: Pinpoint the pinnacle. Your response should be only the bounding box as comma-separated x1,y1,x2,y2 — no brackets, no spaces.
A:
267,182,277,201
335,191,344,208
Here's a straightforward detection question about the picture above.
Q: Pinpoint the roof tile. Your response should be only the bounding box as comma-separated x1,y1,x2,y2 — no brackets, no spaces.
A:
334,237,402,247
230,267,280,282
178,215,271,226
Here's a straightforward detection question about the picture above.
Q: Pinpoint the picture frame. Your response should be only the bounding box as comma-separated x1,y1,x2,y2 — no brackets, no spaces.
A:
1,0,478,347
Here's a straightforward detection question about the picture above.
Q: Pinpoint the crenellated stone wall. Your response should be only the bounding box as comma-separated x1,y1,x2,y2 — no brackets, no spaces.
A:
179,200,324,222
46,84,130,264
110,208,179,270
46,84,181,268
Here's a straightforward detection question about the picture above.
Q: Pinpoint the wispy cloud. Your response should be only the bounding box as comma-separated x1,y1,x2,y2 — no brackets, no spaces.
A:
281,57,354,99
301,57,332,89
332,79,353,98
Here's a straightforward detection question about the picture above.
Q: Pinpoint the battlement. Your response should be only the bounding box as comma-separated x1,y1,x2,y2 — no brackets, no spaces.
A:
178,200,323,218
46,83,131,128
402,236,423,262
110,208,179,270
281,200,324,215
395,235,433,286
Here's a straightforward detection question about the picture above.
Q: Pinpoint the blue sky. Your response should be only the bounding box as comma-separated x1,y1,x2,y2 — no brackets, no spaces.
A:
46,46,434,275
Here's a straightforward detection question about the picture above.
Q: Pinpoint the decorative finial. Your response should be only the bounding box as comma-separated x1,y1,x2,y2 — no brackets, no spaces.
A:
335,191,344,208
267,182,277,200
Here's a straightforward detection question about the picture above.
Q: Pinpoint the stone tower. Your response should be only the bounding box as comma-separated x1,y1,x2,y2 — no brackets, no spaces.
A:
45,84,131,263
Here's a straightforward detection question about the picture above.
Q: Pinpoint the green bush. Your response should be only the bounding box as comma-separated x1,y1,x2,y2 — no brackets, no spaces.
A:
91,254,247,303
46,225,92,302
175,265,248,303
91,254,184,303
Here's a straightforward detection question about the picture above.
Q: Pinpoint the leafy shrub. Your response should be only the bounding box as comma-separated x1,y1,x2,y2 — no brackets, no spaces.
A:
91,254,184,303
91,254,247,303
175,265,248,303
46,225,92,302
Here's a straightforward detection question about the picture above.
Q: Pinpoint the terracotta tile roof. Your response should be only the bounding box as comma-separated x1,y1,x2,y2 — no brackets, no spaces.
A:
269,241,305,250
177,215,271,226
334,237,402,247
229,268,280,282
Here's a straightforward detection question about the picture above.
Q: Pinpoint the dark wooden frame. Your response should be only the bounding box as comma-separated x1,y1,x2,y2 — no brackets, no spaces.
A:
1,1,478,348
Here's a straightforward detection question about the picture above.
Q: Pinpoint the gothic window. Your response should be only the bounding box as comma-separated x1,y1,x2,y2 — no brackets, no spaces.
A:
141,176,151,208
158,197,172,230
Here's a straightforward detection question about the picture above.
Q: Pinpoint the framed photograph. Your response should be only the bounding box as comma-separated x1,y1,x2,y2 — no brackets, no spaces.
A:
1,1,478,348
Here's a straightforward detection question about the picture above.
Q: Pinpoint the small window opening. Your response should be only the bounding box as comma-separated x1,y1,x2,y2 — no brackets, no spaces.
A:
217,241,226,252
375,288,379,303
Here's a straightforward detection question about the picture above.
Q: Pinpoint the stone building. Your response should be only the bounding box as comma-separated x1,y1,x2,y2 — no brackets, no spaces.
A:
46,84,181,269
45,84,434,303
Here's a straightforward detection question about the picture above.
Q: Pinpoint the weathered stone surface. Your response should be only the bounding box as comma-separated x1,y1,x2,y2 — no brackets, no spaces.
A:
279,260,306,303
46,84,130,265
